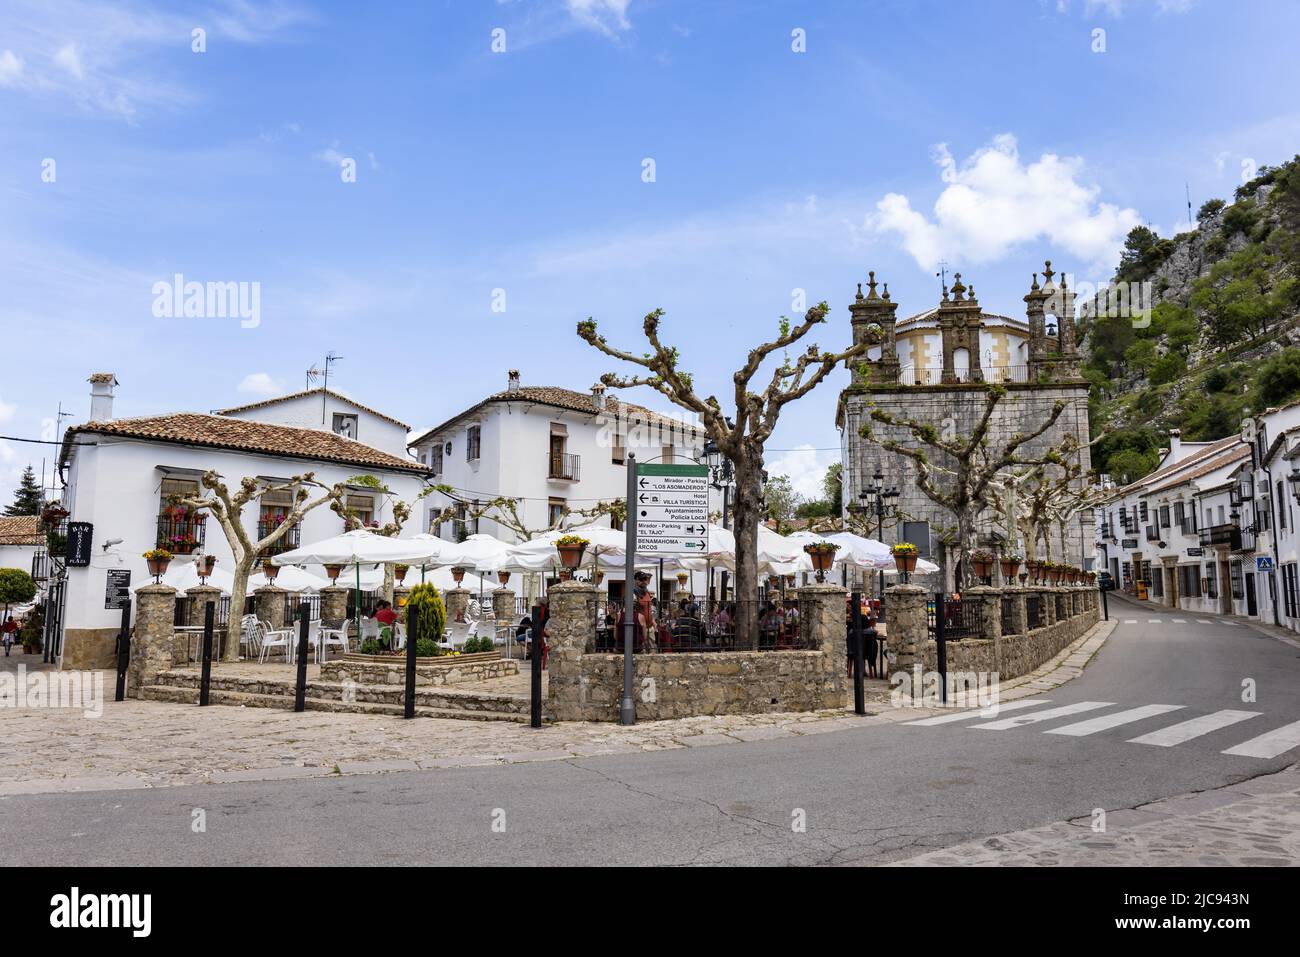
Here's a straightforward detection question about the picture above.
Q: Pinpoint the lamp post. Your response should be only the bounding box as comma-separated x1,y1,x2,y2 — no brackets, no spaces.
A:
850,469,900,599
700,438,735,604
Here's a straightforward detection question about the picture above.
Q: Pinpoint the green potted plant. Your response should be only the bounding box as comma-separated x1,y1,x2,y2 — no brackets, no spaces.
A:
555,534,590,572
891,542,918,581
969,549,995,582
802,541,840,582
405,582,446,656
195,554,218,581
143,548,173,581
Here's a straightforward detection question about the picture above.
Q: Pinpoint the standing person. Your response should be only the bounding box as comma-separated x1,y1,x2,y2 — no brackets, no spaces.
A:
2,615,16,657
633,571,656,651
863,606,880,679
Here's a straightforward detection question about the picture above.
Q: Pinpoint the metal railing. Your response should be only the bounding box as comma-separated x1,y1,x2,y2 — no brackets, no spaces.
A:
156,512,206,555
1026,594,1043,630
549,451,581,481
284,593,321,623
1001,596,1014,635
927,595,982,641
897,365,1029,386
173,595,232,628
590,598,813,653
257,521,300,556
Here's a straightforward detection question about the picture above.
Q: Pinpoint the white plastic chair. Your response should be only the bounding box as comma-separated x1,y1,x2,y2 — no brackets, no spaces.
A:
239,614,261,657
392,622,406,651
258,619,294,663
440,621,472,651
320,621,349,657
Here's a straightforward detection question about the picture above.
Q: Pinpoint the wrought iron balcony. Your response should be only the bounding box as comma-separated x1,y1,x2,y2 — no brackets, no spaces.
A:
157,511,206,555
897,365,1030,386
549,451,581,481
258,520,300,556
1198,523,1241,551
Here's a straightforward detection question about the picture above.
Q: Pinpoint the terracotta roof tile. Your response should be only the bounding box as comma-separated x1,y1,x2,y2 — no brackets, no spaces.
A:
0,516,42,546
216,387,410,430
61,413,429,476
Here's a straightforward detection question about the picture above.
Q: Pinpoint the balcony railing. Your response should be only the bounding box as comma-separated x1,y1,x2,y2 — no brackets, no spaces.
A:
1198,523,1241,551
897,365,1029,386
549,451,581,481
1145,525,1161,542
258,521,300,556
157,512,206,555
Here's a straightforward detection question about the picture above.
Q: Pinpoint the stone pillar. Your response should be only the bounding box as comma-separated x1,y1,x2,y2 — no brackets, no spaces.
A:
319,585,348,625
1003,587,1028,636
254,585,287,630
181,584,223,665
445,587,469,623
1036,586,1055,627
546,580,600,720
966,585,1003,677
492,587,517,625
129,584,177,697
885,584,927,673
797,583,847,708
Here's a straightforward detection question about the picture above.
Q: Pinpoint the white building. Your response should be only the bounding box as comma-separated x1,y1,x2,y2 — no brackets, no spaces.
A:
0,516,43,584
216,387,411,458
1095,398,1300,625
53,373,430,670
408,371,705,593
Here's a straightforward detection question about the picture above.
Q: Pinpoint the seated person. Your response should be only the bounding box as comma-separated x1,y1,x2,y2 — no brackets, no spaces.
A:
373,600,399,649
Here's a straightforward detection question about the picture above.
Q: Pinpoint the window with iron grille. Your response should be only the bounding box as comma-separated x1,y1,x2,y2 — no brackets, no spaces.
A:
1204,562,1218,600
158,477,205,554
1159,505,1170,528
1231,560,1244,600
1139,502,1148,522
466,425,481,462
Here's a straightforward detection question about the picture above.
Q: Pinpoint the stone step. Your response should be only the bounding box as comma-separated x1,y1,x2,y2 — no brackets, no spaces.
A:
151,671,529,715
140,684,537,722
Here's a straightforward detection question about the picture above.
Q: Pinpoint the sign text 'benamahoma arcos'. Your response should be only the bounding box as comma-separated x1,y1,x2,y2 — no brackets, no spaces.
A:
633,464,710,556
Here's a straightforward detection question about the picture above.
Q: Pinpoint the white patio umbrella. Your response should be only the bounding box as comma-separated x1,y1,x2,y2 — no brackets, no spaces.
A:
273,529,445,641
160,559,235,594
499,524,631,571
248,565,328,593
354,563,490,595
438,533,515,573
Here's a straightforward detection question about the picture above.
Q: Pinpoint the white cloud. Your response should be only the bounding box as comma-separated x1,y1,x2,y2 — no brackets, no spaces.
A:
53,43,83,78
237,372,284,397
0,396,15,424
0,49,24,85
566,0,631,37
868,134,1142,271
767,444,838,502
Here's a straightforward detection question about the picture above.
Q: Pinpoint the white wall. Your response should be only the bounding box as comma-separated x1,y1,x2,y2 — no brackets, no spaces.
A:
61,434,429,644
223,393,410,458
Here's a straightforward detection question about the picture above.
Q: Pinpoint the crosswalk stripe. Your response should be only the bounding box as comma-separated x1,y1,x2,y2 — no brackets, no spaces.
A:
1221,719,1300,759
1123,619,1138,624
972,701,1114,731
1197,619,1213,624
1045,704,1184,737
1128,710,1261,747
1172,618,1187,623
903,698,1051,726
1147,619,1163,623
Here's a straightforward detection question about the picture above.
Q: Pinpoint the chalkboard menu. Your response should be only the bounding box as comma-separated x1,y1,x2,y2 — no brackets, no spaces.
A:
66,521,93,567
105,569,131,609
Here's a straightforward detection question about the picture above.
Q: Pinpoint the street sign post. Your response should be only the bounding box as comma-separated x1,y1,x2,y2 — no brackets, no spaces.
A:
634,464,709,556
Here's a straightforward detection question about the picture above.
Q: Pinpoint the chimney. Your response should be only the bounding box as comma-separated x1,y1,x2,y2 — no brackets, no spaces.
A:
591,383,606,410
88,372,118,421
507,369,521,393
1167,428,1182,462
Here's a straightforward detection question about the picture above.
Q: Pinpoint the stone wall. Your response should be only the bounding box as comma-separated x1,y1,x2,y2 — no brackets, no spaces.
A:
320,651,517,687
547,582,848,722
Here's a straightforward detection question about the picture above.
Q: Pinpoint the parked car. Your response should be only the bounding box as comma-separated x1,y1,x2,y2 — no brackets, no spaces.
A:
1096,571,1115,591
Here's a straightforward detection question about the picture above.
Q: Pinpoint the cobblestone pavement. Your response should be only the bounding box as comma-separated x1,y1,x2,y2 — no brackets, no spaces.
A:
891,762,1300,866
0,623,1112,796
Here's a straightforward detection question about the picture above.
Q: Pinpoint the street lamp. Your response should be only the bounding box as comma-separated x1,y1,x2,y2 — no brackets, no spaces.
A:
698,438,736,604
851,469,900,598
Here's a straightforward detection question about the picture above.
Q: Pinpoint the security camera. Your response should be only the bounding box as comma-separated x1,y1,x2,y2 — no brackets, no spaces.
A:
102,538,123,551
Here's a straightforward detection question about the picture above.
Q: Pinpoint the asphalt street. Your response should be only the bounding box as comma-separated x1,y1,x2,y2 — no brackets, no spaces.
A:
7,596,1300,866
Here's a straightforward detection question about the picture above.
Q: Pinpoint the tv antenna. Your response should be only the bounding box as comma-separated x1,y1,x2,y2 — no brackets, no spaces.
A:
307,352,344,424
935,260,949,294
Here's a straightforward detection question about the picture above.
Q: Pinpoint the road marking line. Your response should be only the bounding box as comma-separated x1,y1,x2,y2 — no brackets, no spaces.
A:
1197,619,1213,624
1127,710,1261,747
1123,619,1138,624
1045,704,1185,737
1147,618,1163,623
1222,719,1300,759
971,701,1114,731
903,699,1051,726
1172,618,1187,623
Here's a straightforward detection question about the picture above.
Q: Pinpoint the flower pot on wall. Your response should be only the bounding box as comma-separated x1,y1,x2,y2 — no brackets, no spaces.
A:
262,561,280,581
451,566,466,584
325,564,343,583
497,571,511,586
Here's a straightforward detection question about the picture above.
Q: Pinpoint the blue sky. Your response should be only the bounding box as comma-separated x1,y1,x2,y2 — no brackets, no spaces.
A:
2,0,1298,502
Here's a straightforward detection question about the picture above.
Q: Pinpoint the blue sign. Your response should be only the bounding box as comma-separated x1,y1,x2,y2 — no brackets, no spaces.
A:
1256,556,1275,571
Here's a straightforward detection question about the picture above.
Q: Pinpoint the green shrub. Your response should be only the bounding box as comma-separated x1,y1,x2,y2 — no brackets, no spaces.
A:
359,637,382,655
415,637,440,657
1149,352,1187,386
404,582,446,646
1255,347,1300,407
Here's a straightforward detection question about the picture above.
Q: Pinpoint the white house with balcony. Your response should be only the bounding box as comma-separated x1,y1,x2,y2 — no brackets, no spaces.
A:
408,370,705,591
52,373,430,670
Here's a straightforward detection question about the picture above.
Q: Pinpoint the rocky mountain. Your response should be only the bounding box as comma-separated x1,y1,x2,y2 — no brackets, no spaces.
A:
1082,154,1300,484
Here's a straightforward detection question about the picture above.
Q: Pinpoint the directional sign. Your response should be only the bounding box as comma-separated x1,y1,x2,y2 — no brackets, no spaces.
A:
634,464,709,556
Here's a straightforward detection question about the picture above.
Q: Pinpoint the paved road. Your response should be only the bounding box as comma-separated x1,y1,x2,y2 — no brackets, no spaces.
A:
6,598,1300,866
